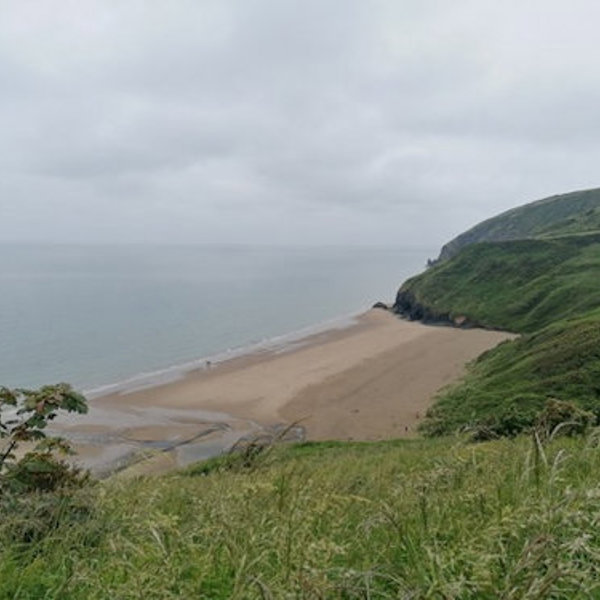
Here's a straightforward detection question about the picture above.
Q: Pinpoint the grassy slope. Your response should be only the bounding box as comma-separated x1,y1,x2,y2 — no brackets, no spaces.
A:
396,231,600,435
439,187,600,260
422,313,600,436
4,437,600,598
399,233,600,333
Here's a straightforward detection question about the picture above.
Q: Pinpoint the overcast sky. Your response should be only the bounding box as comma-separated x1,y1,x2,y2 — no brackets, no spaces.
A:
1,0,600,247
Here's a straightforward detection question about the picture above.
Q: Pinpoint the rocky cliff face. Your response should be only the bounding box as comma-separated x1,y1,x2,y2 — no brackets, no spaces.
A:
393,289,479,328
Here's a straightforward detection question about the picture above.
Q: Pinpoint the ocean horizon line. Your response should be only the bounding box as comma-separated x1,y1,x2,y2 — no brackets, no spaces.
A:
0,240,436,251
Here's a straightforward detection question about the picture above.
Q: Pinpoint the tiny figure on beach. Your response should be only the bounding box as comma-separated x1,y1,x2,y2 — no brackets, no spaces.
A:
205,360,212,369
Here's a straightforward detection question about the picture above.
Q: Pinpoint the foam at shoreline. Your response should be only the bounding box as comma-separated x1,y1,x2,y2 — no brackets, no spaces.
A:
84,311,361,399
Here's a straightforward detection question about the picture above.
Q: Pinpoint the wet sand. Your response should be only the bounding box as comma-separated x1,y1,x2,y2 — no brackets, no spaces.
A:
53,310,514,475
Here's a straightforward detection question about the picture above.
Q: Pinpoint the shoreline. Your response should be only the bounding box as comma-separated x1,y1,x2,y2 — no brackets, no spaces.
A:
53,310,515,476
82,311,363,400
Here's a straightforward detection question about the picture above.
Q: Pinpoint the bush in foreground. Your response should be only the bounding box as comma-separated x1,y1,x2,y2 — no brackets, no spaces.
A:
0,383,88,495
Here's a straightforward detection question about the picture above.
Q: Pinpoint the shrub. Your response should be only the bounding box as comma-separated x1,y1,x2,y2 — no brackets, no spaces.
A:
534,398,596,441
469,406,537,441
0,383,88,495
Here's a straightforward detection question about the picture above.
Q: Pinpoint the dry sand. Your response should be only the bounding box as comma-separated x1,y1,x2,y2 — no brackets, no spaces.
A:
54,310,514,475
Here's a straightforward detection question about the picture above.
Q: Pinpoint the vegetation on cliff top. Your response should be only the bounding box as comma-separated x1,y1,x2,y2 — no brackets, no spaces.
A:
438,187,600,261
398,233,600,333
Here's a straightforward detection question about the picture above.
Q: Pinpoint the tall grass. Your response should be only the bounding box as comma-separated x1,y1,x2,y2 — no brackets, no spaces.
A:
3,435,600,598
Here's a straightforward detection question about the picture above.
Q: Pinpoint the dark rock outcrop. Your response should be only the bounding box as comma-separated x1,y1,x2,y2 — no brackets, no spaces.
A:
372,301,389,310
393,289,480,328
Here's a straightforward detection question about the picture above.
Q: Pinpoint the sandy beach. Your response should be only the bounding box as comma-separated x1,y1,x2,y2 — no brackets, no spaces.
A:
54,310,514,475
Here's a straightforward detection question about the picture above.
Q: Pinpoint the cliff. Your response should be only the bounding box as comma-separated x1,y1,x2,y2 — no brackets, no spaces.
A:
393,189,600,437
437,187,600,262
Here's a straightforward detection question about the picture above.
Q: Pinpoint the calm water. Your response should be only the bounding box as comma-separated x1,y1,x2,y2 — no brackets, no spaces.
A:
0,244,431,392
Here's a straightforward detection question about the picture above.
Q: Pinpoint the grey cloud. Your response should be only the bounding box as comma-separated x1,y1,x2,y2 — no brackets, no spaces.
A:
1,0,600,246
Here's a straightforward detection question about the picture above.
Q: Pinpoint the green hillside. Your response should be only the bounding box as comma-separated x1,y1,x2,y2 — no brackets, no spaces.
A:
422,313,600,437
397,232,600,333
395,188,600,436
438,187,600,261
4,436,600,598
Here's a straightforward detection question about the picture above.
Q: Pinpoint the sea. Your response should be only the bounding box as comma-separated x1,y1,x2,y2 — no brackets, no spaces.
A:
0,244,433,394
